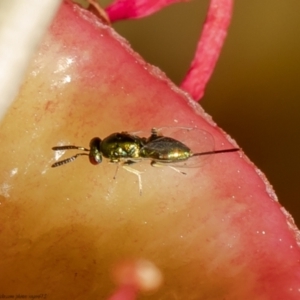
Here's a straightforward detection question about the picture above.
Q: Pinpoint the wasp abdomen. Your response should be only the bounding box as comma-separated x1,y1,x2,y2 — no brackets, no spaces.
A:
140,137,191,162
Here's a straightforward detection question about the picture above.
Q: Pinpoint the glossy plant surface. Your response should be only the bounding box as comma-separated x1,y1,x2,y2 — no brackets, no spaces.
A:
0,2,299,299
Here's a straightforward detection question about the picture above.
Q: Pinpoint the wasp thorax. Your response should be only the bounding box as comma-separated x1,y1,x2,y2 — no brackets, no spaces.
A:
89,137,102,165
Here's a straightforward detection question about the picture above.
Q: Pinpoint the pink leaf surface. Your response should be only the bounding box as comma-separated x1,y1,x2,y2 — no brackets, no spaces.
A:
0,1,299,299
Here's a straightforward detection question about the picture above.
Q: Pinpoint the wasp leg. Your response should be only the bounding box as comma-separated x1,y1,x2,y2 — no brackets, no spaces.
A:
113,164,120,180
150,160,187,175
122,160,143,195
112,159,139,180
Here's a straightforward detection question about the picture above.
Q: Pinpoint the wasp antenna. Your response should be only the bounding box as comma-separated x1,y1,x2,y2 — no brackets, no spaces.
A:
193,148,240,157
52,145,89,151
52,157,76,168
51,153,89,168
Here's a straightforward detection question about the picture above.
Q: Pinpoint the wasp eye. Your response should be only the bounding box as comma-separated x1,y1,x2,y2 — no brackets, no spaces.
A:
89,153,102,165
89,137,102,165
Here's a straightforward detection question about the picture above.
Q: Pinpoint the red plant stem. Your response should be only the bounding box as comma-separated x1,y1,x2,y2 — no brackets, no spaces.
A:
107,285,137,300
180,0,233,101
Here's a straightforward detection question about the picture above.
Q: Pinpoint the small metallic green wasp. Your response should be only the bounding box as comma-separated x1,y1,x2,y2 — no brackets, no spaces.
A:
51,127,239,194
